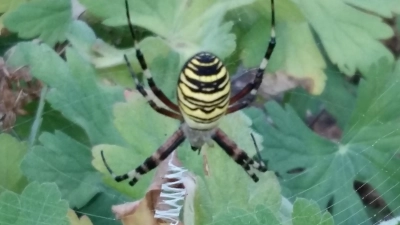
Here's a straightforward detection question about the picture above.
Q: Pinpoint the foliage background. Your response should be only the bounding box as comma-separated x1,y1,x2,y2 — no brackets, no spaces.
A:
0,0,400,225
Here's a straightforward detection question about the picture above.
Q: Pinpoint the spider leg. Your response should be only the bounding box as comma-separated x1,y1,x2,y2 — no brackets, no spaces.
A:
124,0,180,113
226,101,250,114
101,128,186,186
212,128,267,182
227,0,276,113
190,145,202,155
123,55,182,120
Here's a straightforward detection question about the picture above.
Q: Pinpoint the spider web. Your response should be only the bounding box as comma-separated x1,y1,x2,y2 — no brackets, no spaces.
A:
1,2,400,225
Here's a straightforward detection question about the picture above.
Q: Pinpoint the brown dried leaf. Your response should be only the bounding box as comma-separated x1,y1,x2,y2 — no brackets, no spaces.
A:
0,56,41,131
111,152,185,225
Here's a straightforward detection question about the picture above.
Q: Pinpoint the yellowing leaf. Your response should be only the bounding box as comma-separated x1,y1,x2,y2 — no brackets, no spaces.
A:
0,134,28,194
273,22,326,95
68,209,93,225
241,0,326,95
0,0,26,34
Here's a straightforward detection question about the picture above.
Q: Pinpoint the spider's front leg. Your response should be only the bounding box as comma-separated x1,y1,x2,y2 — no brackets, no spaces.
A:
124,0,181,115
212,128,267,182
227,0,276,114
101,128,186,186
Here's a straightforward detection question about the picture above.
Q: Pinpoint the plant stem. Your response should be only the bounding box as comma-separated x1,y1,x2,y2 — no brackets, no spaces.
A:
28,85,48,148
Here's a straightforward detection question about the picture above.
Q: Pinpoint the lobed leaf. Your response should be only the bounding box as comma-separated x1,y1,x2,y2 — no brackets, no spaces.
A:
4,0,73,46
90,84,288,224
288,64,357,128
247,58,400,224
21,131,100,208
0,134,28,194
0,0,26,34
240,0,326,95
343,0,400,18
92,92,181,198
13,102,90,146
292,0,394,76
212,205,280,225
79,0,254,60
5,42,131,223
6,42,126,146
292,198,334,225
0,182,69,225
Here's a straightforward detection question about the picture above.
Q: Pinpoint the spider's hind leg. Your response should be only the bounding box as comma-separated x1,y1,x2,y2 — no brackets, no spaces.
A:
249,133,267,172
101,129,186,186
212,128,267,182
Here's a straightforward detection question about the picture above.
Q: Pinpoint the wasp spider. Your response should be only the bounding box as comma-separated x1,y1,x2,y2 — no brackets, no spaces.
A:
101,0,276,186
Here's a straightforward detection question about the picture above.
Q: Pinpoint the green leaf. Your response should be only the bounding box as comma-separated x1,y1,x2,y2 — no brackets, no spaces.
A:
0,182,69,225
0,33,22,55
0,0,26,34
316,68,356,128
92,93,180,198
397,15,400,32
190,112,285,224
342,59,400,213
288,64,357,128
292,198,334,225
66,20,97,59
0,134,28,194
21,131,100,208
249,58,400,224
13,101,90,146
212,205,281,225
150,51,181,100
292,0,394,76
6,42,126,146
92,37,171,88
343,59,400,140
343,0,400,18
240,0,394,95
80,0,254,60
4,0,73,46
88,79,288,223
5,42,130,210
252,101,369,224
77,187,129,225
0,191,19,224
240,0,326,95
378,217,400,225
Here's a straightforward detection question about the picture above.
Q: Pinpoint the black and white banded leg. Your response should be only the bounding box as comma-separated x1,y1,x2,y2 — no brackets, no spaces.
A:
123,55,182,120
124,0,180,113
212,128,267,182
227,0,276,113
101,129,186,186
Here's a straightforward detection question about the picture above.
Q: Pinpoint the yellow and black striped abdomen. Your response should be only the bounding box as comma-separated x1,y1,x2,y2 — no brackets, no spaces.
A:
177,52,231,130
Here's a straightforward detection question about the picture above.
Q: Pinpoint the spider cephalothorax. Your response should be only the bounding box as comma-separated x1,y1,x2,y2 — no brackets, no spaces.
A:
102,0,276,186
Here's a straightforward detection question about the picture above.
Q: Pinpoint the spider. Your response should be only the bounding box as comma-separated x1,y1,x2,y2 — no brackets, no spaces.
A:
101,0,276,186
